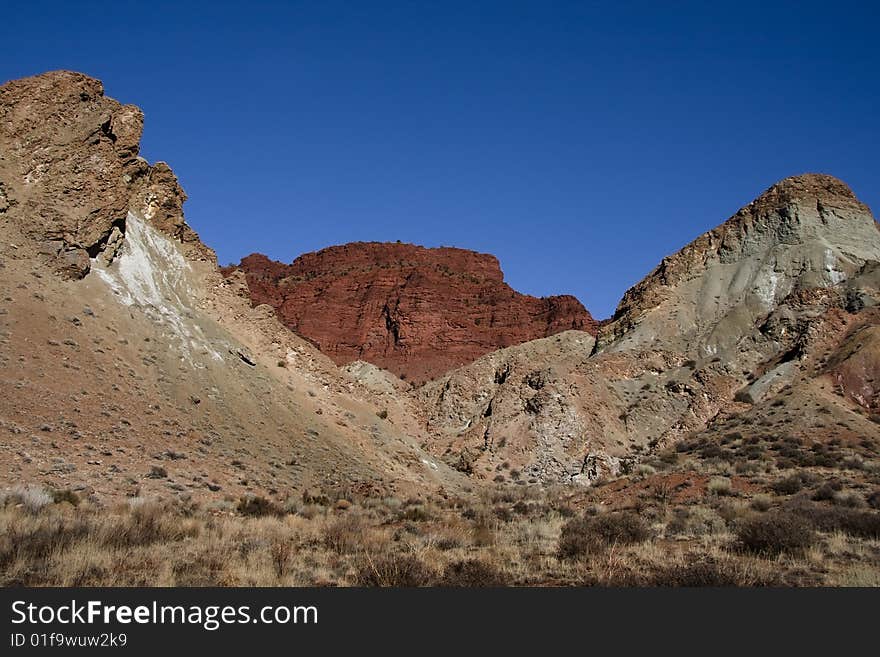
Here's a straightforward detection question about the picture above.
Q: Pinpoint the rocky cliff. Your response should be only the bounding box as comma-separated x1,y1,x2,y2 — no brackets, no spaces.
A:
225,242,597,382
0,71,210,280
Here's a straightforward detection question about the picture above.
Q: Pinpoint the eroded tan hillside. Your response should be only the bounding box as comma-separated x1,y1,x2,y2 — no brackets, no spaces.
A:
0,71,466,507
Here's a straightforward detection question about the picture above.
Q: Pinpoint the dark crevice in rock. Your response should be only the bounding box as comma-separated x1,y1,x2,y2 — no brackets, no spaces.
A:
382,302,401,346
85,215,127,259
526,370,546,390
0,182,9,213
524,395,543,415
776,342,803,365
817,199,828,225
436,379,451,406
232,349,257,367
100,117,117,143
481,425,492,452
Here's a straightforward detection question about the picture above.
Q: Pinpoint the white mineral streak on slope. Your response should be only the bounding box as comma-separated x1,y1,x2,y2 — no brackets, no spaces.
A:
824,248,846,285
92,212,224,364
754,270,780,308
96,212,190,309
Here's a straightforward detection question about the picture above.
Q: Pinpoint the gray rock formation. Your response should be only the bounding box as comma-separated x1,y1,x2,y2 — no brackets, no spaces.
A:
598,175,880,357
416,175,880,484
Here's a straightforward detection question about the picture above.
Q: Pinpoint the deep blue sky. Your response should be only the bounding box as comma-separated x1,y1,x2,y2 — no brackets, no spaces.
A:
2,1,878,317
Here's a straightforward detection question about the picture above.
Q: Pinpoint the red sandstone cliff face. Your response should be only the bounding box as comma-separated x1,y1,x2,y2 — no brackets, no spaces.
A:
224,242,597,382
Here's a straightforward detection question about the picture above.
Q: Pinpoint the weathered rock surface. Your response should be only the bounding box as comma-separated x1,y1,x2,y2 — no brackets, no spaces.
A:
225,243,597,382
341,360,411,396
416,330,616,483
417,175,880,484
0,70,212,278
597,175,880,356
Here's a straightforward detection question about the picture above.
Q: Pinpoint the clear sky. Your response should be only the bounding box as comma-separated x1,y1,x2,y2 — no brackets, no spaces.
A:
2,1,877,318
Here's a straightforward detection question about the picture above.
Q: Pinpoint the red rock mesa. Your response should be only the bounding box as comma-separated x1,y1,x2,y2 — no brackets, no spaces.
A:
224,242,597,382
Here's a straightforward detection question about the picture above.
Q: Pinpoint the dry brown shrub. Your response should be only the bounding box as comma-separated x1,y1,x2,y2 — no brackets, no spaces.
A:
558,511,650,559
355,553,435,587
323,513,366,554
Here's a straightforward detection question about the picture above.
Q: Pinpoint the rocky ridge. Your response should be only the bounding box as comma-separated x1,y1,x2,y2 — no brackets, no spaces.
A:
598,174,880,355
416,176,880,483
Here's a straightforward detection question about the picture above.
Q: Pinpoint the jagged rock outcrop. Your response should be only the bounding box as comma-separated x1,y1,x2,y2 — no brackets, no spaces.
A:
128,161,212,261
0,70,211,278
225,243,597,382
416,330,616,483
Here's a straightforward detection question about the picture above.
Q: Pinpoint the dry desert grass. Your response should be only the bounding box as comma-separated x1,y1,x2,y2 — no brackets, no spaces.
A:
2,475,879,587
